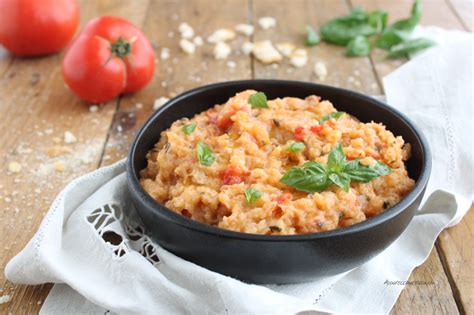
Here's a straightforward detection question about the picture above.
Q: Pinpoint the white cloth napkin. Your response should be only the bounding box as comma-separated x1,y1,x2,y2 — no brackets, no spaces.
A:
5,27,473,314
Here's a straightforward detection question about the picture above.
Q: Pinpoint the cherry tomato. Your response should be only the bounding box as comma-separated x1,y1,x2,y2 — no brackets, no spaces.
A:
0,0,79,56
62,16,155,103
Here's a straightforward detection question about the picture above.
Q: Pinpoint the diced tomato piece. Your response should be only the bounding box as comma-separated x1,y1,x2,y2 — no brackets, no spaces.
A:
294,126,306,140
310,124,323,134
218,109,238,129
275,193,293,204
220,166,244,185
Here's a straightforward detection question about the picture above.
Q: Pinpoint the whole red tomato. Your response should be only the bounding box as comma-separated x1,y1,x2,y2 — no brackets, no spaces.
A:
62,16,155,103
0,0,79,56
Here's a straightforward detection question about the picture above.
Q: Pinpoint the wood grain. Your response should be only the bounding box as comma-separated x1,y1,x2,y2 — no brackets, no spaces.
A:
0,1,150,313
391,249,460,315
437,207,474,314
448,0,473,31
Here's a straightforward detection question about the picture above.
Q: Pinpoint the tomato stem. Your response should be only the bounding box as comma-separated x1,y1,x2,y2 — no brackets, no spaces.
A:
110,37,132,58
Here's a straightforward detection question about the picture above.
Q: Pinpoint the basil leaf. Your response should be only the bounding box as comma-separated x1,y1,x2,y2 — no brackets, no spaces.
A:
376,29,411,49
319,111,344,123
320,7,377,45
248,92,268,108
245,188,263,204
182,122,197,135
305,25,320,46
391,0,421,31
386,38,435,58
329,173,350,192
376,0,421,49
197,141,216,166
346,35,371,56
288,142,305,152
344,160,392,182
280,161,330,193
327,144,346,172
368,10,388,33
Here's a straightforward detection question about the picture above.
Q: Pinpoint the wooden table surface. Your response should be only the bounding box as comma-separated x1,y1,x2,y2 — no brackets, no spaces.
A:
0,0,472,313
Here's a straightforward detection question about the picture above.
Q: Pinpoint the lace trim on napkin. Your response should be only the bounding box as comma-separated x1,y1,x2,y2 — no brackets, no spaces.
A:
86,203,160,265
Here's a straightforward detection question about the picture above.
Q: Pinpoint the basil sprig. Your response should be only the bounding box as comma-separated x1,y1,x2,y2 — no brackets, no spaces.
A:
245,188,263,204
197,141,216,166
248,92,268,108
280,144,392,193
182,122,197,135
316,0,434,58
376,0,420,49
320,6,387,45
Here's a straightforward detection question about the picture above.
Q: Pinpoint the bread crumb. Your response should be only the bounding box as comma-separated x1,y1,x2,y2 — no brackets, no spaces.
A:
253,40,282,64
241,42,254,55
0,294,11,304
89,105,99,113
179,39,195,55
226,61,237,68
213,42,231,60
258,17,276,30
290,49,308,68
235,24,254,36
52,137,61,144
54,160,66,172
275,42,295,57
64,131,77,144
160,47,170,60
314,62,328,81
178,22,194,39
207,29,236,43
193,36,203,46
136,103,143,109
47,146,72,157
154,97,170,110
8,162,22,173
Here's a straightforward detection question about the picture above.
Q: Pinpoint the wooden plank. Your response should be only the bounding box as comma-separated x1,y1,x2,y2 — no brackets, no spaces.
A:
437,206,474,314
252,0,382,95
100,0,252,166
448,0,474,31
0,1,150,313
349,0,471,314
391,249,460,315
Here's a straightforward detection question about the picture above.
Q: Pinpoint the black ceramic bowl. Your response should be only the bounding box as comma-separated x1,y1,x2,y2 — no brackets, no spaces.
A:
127,80,431,284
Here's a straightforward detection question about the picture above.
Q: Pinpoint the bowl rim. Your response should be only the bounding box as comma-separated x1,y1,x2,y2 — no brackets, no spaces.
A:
127,79,432,242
